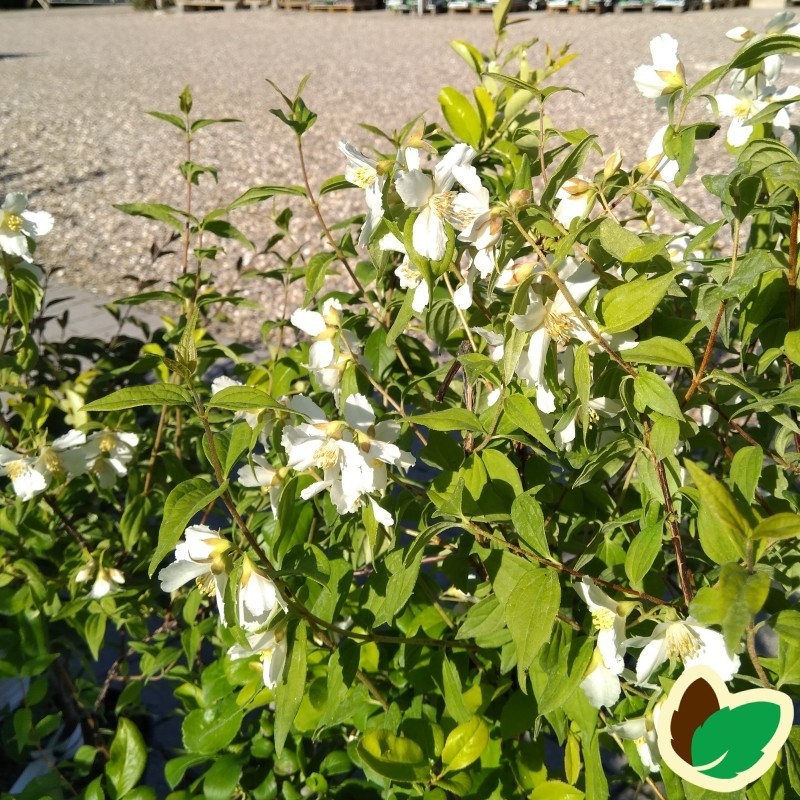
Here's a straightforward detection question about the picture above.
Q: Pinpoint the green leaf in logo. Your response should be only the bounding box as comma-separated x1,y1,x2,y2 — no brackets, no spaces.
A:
691,703,783,779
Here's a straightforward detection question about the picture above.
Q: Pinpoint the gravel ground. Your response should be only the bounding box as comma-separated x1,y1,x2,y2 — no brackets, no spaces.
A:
0,3,793,341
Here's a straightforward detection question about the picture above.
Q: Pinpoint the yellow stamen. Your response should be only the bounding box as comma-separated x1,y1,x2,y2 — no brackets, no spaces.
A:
665,622,701,661
545,311,575,345
195,572,217,596
3,212,23,233
351,166,376,189
98,432,117,453
42,449,63,475
591,608,617,631
313,440,339,470
5,460,29,480
430,191,456,220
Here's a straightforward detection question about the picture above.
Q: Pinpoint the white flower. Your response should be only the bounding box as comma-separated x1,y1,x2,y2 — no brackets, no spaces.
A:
158,525,232,619
714,79,800,147
88,567,125,600
575,577,627,674
554,176,595,227
290,299,362,401
634,34,685,100
338,141,386,247
726,26,756,42
395,143,476,261
0,446,48,500
625,617,740,685
511,258,599,412
450,165,502,250
380,233,430,314
281,394,413,521
82,430,139,489
606,711,661,772
473,327,505,362
237,455,284,517
453,247,498,311
34,430,89,485
228,627,288,690
495,257,534,291
0,193,53,263
580,651,622,709
644,125,692,187
238,556,287,631
211,376,262,429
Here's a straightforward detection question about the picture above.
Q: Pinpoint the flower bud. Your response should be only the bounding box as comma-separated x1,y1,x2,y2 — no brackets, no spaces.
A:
509,189,532,208
726,26,756,42
603,151,622,181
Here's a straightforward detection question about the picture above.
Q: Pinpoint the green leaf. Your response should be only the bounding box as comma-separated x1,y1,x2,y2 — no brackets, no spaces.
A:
751,513,800,540
207,385,282,411
649,416,680,460
202,219,254,250
442,658,471,724
441,717,489,774
203,755,243,800
692,703,784,779
190,117,241,134
148,478,227,576
601,270,681,334
542,134,599,210
387,289,415,346
625,522,662,590
785,726,800,794
530,781,584,799
13,708,31,748
455,594,509,647
450,40,484,75
634,370,683,421
690,562,770,653
730,34,800,70
85,384,192,411
785,330,800,366
511,490,551,558
356,730,430,783
227,184,307,212
730,446,763,505
204,422,252,479
503,394,556,451
439,87,482,149
85,613,107,661
274,622,307,756
774,610,800,647
303,252,337,305
624,337,695,369
106,718,147,797
504,569,560,684
182,696,243,756
408,408,484,433
114,202,187,232
145,110,186,131
596,218,643,261
492,0,511,36
684,461,749,563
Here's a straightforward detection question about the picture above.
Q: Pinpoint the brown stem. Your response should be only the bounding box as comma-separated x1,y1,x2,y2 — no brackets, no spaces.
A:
785,197,800,452
643,419,694,606
464,521,670,606
747,622,771,689
143,404,169,497
684,218,740,405
181,131,192,276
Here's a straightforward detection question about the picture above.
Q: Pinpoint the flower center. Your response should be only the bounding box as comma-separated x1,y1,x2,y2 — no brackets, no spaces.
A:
430,191,456,220
733,99,753,119
545,311,575,345
351,166,377,189
98,433,117,453
42,449,63,475
313,439,339,470
396,262,421,288
665,622,701,661
591,608,617,631
5,459,29,480
3,212,24,233
195,572,217,596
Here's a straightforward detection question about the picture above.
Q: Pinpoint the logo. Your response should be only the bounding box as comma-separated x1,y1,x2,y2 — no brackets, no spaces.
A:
655,665,794,791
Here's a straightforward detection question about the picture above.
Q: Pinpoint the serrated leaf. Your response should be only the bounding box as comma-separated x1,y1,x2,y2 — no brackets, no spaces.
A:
85,384,192,412
106,718,147,796
357,730,429,783
511,490,551,558
274,622,307,756
690,562,769,653
148,478,227,576
751,513,800,540
441,717,489,774
625,337,695,369
408,408,484,433
503,394,556,451
601,270,682,334
206,385,282,411
685,461,749,563
504,569,560,683
692,703,784,779
625,523,662,589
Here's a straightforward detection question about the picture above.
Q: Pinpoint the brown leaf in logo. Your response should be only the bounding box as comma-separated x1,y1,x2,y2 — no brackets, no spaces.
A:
670,677,720,764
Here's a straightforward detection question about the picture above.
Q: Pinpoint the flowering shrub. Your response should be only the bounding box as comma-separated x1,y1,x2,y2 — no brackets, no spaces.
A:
3,8,800,799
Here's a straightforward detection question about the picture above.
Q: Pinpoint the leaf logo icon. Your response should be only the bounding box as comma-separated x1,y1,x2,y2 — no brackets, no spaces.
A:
656,665,795,791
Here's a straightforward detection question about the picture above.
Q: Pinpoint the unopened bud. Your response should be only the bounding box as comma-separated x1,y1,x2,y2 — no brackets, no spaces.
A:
726,26,756,42
509,189,532,208
562,177,592,197
603,151,623,181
